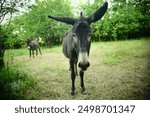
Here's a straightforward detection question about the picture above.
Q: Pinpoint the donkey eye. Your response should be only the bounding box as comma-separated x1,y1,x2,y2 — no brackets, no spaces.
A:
87,33,92,42
72,33,76,37
88,33,92,37
72,33,78,42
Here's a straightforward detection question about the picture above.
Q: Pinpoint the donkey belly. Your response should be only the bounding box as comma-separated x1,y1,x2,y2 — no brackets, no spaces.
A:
62,38,70,59
62,32,74,59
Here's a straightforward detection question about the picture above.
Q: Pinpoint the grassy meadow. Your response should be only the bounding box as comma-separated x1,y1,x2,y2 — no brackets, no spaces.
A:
4,38,150,100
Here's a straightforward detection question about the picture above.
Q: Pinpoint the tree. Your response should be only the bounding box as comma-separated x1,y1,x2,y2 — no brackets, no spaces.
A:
81,0,146,41
0,26,6,69
131,0,150,37
11,0,73,47
0,0,32,69
0,0,16,68
102,1,142,40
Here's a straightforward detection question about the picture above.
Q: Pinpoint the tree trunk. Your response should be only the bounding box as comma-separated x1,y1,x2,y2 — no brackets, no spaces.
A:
0,44,5,70
0,25,6,70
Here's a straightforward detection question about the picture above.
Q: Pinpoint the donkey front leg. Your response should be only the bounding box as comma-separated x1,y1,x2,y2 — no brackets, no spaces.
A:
29,50,32,58
74,60,78,76
70,60,76,96
80,70,87,94
32,50,34,58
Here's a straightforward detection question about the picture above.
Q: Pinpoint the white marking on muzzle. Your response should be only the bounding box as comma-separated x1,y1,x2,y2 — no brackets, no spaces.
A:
78,51,89,65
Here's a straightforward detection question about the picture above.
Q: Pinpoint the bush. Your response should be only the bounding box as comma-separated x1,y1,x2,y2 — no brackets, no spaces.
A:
0,68,37,99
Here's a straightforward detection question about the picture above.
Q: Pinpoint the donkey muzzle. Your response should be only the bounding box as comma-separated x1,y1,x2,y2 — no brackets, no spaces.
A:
78,49,90,70
78,62,90,71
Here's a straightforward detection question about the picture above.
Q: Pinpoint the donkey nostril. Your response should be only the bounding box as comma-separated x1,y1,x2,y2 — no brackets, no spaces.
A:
78,62,90,70
78,62,82,68
86,62,90,67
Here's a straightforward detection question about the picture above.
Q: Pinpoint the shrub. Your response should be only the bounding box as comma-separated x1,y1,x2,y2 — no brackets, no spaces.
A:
0,67,37,99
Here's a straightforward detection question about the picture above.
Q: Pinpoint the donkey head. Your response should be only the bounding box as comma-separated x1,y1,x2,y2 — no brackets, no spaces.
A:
48,2,108,70
26,38,32,46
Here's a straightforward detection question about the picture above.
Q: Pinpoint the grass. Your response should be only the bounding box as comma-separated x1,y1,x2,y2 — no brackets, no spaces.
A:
4,38,150,99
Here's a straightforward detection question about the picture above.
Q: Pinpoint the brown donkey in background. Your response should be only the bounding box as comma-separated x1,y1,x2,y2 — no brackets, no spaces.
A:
26,38,42,58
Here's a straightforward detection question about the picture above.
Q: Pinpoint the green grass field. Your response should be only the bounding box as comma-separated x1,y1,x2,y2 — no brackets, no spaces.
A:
5,38,150,99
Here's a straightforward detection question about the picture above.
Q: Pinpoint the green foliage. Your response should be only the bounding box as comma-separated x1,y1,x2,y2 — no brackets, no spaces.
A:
0,67,37,99
131,0,150,36
82,0,149,41
11,0,73,47
101,3,142,40
1,25,23,49
2,0,150,47
0,26,7,68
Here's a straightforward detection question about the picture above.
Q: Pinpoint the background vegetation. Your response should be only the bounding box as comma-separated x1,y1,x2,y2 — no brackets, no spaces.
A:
0,0,150,99
1,0,150,48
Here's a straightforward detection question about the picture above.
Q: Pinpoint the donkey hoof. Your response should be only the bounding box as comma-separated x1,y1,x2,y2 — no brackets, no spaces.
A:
81,89,88,95
71,91,75,96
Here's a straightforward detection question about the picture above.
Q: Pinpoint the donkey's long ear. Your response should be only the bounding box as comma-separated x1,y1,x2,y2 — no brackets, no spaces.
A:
48,16,76,25
86,2,108,24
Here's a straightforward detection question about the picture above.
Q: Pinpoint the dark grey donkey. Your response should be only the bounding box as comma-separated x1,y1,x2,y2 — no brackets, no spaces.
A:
26,38,42,58
48,2,108,96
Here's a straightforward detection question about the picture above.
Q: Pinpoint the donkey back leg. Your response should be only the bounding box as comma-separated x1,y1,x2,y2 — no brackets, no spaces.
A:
32,50,34,58
29,50,32,58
